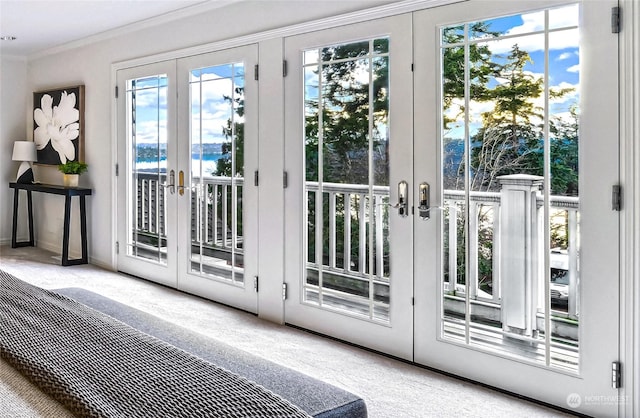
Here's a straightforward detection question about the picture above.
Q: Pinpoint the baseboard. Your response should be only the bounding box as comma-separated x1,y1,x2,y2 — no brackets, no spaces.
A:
35,240,68,258
0,237,113,271
88,257,114,271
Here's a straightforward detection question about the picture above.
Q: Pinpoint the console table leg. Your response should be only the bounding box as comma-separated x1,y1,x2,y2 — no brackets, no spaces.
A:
11,189,19,248
62,195,71,266
80,196,88,264
11,189,35,248
27,190,34,246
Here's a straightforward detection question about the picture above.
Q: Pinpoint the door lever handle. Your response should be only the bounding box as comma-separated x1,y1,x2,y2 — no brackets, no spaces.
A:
178,170,185,196
418,182,430,220
162,169,175,195
393,180,408,217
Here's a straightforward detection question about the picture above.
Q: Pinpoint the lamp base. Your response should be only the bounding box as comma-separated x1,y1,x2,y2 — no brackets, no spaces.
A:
16,161,34,184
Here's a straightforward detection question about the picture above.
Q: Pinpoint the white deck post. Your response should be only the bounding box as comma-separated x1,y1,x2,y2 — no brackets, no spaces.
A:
498,174,543,337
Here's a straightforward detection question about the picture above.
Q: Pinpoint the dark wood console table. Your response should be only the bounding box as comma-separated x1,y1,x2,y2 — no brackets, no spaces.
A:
10,182,92,266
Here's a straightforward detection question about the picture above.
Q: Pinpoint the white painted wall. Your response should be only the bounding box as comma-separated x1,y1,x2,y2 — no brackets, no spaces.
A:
0,55,28,246
7,0,394,267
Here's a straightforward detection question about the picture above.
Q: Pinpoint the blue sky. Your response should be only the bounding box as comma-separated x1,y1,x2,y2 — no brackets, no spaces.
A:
443,3,581,139
132,64,244,146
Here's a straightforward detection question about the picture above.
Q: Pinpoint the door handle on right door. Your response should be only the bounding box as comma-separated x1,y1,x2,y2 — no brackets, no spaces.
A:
418,182,430,220
177,170,185,196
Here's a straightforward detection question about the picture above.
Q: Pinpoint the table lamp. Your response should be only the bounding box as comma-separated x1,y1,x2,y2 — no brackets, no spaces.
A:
12,141,37,183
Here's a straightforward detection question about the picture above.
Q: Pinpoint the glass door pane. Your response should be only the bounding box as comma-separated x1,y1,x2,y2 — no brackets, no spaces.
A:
439,4,580,371
303,38,391,321
189,63,246,285
126,74,170,264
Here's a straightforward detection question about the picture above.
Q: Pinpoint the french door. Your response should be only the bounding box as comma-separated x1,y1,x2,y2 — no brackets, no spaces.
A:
116,45,259,312
284,14,415,360
176,47,259,313
284,1,620,415
116,61,178,287
413,1,619,415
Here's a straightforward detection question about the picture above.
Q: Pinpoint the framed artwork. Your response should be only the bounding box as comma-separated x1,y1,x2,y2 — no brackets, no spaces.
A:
33,85,85,165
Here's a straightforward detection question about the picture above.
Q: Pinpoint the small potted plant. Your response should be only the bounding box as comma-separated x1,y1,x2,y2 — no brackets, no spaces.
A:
58,161,88,187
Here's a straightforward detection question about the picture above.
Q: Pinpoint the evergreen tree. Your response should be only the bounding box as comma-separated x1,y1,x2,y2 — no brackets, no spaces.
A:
214,86,244,177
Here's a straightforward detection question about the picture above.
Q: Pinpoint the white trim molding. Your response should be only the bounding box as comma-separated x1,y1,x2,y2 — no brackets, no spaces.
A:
111,0,463,71
620,0,640,416
29,0,244,61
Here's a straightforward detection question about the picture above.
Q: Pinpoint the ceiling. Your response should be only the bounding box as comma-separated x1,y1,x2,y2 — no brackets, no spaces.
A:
0,0,237,57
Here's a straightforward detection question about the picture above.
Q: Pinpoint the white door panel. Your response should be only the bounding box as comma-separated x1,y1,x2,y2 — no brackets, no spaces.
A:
284,15,415,360
116,61,178,288
176,46,259,313
413,1,619,415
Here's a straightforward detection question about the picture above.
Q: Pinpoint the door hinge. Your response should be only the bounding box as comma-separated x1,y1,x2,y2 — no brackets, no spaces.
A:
115,163,119,177
115,241,119,254
411,297,415,306
612,185,622,211
411,63,414,72
254,64,259,81
282,283,288,300
283,171,288,188
254,170,259,186
254,276,259,292
283,60,288,77
115,85,119,98
612,361,622,388
612,7,621,34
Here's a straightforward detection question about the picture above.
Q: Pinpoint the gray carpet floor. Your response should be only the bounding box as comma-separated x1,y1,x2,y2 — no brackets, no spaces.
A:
0,245,575,418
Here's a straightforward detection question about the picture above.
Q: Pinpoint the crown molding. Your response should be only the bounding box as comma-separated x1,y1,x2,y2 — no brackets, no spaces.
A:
113,0,463,70
29,0,243,61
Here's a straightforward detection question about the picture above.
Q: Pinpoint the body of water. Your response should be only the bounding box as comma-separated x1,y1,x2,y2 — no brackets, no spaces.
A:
136,153,222,176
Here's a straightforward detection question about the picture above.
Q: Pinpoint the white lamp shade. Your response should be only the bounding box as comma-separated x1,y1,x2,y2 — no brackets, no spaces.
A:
12,141,37,162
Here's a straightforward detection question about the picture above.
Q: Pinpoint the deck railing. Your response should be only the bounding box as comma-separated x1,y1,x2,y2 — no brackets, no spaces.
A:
443,187,579,321
305,181,390,279
134,172,579,320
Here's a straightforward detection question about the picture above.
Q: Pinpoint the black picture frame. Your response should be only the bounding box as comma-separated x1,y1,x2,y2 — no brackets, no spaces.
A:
33,85,85,166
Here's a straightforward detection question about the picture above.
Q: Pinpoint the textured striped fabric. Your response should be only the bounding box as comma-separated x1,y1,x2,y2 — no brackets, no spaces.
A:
0,270,311,418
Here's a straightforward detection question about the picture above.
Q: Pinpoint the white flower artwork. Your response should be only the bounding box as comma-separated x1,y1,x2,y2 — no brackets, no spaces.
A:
33,86,84,165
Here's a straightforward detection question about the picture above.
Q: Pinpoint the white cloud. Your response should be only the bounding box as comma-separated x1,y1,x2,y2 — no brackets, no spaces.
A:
485,4,579,55
487,28,578,55
557,52,576,61
548,4,580,29
504,10,545,36
133,87,167,108
566,64,580,73
551,82,579,102
504,4,579,36
135,120,167,144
